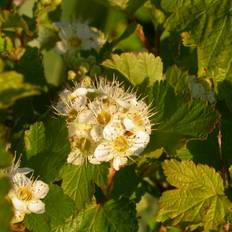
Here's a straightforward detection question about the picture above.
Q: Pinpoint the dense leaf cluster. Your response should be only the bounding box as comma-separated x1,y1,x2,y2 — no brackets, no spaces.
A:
1,0,232,231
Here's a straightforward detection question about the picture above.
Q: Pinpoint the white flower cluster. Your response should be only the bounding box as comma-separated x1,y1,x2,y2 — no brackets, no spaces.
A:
55,21,106,54
54,78,153,170
3,157,49,223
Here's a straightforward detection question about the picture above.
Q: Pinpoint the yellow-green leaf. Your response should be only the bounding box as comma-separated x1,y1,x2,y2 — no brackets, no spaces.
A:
102,52,163,86
157,160,232,231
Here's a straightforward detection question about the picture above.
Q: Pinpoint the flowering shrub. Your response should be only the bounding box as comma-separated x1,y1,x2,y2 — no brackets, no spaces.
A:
0,0,232,232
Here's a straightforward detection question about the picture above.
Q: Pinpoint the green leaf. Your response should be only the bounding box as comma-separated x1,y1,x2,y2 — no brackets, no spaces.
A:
24,121,46,159
176,108,232,169
148,80,218,153
0,143,12,168
157,159,232,231
26,118,70,182
16,47,47,87
102,52,163,86
0,71,39,109
0,176,13,232
52,199,138,232
111,165,139,199
45,185,75,226
162,0,232,88
166,65,216,104
60,163,108,209
94,0,147,13
25,214,51,232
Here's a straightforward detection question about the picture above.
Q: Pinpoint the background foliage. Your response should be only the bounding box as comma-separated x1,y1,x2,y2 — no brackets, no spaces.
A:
1,0,232,231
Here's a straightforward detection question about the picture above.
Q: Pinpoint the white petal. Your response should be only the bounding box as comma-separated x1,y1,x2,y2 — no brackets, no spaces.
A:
10,194,28,213
78,109,94,123
88,155,101,165
72,96,87,109
94,143,113,162
112,157,128,171
71,87,88,97
131,131,150,154
28,200,45,214
32,180,49,199
123,118,135,131
67,151,84,165
16,167,34,175
12,173,30,186
103,117,124,140
90,125,103,142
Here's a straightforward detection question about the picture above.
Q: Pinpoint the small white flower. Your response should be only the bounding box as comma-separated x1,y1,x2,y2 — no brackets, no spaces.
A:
53,84,95,119
123,103,152,134
55,21,106,53
8,169,49,223
94,130,150,170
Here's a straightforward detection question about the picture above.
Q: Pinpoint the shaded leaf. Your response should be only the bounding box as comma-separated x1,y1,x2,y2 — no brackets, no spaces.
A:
148,81,218,153
0,143,12,168
24,214,51,232
45,185,75,226
52,199,138,232
0,176,13,232
112,165,139,199
16,47,46,87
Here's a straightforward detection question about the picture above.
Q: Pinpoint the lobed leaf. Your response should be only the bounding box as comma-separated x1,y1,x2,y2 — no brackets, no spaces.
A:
102,52,163,86
148,80,218,153
162,0,232,88
157,159,232,231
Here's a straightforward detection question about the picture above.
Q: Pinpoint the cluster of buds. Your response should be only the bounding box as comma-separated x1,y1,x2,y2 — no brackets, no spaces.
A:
55,21,106,54
2,157,49,223
54,78,153,170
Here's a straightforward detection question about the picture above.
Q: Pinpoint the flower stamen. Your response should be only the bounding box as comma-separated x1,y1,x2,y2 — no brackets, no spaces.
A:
113,136,129,153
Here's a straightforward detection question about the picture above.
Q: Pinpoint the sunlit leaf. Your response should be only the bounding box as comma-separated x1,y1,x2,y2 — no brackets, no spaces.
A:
157,159,232,231
102,52,163,85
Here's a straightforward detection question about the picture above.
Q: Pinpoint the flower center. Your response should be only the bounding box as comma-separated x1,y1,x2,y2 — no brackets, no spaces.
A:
17,187,32,201
67,109,78,122
97,111,111,125
68,36,82,48
75,137,91,153
113,136,129,153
